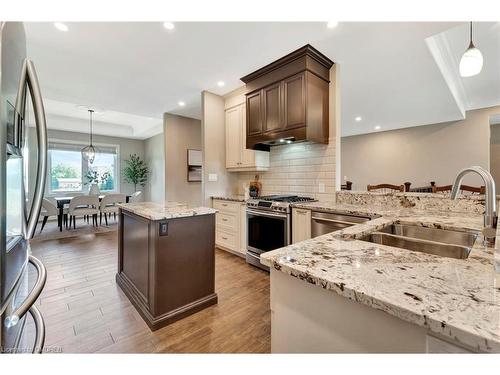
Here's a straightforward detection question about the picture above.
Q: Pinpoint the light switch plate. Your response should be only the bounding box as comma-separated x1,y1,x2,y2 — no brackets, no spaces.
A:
208,173,218,182
318,183,325,193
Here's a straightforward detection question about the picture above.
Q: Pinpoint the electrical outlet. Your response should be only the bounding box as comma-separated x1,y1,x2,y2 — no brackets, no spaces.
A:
159,222,168,236
208,173,218,182
318,183,325,193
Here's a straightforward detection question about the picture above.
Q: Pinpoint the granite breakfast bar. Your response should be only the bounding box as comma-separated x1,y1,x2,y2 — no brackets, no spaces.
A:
261,192,500,353
116,201,218,330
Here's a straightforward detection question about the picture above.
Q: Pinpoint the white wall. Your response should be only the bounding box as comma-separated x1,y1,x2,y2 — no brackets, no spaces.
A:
201,91,237,205
341,105,500,191
27,127,145,199
144,133,165,203
164,113,202,206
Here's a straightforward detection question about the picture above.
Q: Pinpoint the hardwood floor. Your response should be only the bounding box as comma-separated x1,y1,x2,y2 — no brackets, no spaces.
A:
28,231,270,353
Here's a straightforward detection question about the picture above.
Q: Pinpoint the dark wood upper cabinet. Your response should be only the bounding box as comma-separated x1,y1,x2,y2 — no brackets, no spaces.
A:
283,72,306,129
246,90,262,136
241,44,334,151
262,82,282,133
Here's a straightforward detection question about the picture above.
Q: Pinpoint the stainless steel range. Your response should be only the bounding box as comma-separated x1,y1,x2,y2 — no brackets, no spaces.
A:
246,195,316,270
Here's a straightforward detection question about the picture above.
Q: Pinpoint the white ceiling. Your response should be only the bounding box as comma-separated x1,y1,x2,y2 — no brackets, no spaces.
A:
23,22,500,139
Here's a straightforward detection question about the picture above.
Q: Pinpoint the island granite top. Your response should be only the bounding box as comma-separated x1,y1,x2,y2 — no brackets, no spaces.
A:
261,201,500,353
118,201,218,221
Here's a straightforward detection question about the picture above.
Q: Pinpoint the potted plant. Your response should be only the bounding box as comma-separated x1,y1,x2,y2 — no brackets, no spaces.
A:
85,170,111,196
123,154,149,192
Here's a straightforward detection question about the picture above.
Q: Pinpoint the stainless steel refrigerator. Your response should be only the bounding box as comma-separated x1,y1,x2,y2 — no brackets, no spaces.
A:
1,22,48,354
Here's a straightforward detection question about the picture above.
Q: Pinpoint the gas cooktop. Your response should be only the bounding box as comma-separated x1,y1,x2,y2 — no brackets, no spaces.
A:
258,195,316,203
247,195,316,214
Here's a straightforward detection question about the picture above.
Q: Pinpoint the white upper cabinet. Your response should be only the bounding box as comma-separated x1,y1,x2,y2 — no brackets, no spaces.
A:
225,103,269,171
225,106,242,169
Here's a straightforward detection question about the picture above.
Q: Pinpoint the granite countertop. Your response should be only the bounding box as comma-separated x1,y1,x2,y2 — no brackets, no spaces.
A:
261,201,500,352
211,195,247,202
118,201,218,221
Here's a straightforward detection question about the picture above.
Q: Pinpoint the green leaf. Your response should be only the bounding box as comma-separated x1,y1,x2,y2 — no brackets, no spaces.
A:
123,154,149,190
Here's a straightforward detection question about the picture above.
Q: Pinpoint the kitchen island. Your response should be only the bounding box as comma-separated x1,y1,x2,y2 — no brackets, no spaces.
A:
261,192,500,353
116,201,218,331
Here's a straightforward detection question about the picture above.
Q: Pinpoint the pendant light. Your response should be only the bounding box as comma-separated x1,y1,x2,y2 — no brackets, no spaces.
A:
459,22,483,77
81,109,96,164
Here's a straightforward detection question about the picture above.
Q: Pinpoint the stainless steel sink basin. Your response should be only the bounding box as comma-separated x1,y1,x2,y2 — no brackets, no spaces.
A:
378,224,478,248
361,224,479,259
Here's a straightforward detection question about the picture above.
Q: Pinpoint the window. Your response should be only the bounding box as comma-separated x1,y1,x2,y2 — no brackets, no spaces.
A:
47,140,119,195
49,148,83,193
90,147,118,192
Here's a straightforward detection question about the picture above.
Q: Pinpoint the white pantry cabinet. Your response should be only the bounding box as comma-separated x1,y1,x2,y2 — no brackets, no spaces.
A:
225,103,269,171
292,208,311,244
213,199,247,257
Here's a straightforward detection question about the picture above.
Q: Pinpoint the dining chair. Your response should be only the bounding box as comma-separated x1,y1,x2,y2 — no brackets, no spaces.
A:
68,195,99,229
367,183,405,193
340,181,352,190
128,191,142,202
40,198,67,233
431,184,485,195
99,193,126,225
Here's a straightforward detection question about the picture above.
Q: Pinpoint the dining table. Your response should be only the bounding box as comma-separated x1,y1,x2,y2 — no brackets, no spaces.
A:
54,194,131,231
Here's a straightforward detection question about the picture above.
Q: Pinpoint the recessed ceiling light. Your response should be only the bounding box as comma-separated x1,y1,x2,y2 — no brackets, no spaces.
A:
163,22,175,30
355,116,362,122
326,21,338,29
374,125,381,130
217,81,225,87
54,22,68,32
279,139,285,143
178,101,185,107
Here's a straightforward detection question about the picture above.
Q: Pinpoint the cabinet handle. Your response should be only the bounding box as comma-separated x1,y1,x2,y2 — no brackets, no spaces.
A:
222,218,228,222
222,203,228,207
222,236,228,240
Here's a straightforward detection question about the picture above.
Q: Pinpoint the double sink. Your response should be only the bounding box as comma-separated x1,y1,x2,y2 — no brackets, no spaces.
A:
361,224,479,259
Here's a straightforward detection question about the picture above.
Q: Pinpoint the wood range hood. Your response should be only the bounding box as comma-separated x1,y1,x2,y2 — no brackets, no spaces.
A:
240,44,334,151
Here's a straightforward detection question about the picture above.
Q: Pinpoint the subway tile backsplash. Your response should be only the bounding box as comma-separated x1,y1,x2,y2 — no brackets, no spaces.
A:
236,138,336,201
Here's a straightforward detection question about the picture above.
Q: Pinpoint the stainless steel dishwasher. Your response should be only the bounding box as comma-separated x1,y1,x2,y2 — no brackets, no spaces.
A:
311,211,371,237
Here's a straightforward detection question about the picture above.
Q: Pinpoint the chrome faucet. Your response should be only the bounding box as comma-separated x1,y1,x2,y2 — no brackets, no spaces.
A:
450,166,497,241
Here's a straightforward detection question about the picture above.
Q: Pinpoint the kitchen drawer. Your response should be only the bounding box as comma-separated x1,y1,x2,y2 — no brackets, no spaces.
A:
213,200,240,214
216,212,237,231
216,230,237,251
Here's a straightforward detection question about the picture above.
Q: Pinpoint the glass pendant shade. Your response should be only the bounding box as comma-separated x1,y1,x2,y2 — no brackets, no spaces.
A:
459,43,483,77
82,109,96,164
459,22,483,78
81,144,96,164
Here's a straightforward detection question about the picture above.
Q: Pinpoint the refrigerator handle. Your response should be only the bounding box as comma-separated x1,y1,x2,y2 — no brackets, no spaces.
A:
4,255,47,327
28,305,45,354
23,59,48,240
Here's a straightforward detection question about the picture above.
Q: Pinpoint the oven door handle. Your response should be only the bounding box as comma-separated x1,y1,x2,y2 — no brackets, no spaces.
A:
311,217,358,226
247,209,288,219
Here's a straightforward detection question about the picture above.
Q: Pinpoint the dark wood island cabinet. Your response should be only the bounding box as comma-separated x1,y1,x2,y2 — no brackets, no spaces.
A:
116,202,218,331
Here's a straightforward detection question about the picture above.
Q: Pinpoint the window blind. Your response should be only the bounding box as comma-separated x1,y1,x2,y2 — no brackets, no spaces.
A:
48,141,117,155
